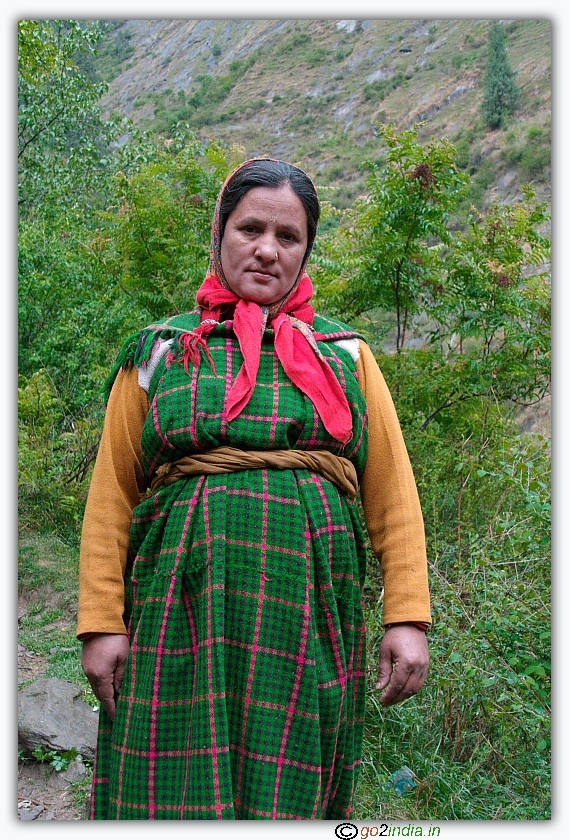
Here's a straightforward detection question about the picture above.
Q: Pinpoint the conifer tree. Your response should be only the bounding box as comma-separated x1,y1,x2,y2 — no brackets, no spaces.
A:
482,21,520,129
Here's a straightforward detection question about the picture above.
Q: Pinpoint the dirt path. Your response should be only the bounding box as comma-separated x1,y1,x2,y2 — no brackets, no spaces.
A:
18,757,88,821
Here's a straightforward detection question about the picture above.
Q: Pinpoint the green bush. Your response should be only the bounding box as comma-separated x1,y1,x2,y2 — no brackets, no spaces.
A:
335,47,353,62
363,71,408,102
277,32,311,54
451,48,480,69
186,57,257,115
503,126,551,180
307,47,331,66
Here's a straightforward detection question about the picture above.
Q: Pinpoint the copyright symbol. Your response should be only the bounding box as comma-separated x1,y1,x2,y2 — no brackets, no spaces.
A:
335,823,358,839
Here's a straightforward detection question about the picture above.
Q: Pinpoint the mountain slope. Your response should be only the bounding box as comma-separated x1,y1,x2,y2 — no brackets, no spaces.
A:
95,18,551,209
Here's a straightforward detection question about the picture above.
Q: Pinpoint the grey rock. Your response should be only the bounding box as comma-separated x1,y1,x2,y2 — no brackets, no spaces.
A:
39,758,88,793
61,757,87,783
18,678,99,762
19,804,44,820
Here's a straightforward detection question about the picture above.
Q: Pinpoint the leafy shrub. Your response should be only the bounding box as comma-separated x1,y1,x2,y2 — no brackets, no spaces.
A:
335,47,353,62
187,57,257,113
18,369,100,537
503,125,551,179
363,71,408,102
277,32,311,54
465,157,495,208
306,47,331,66
92,131,241,320
451,49,480,69
32,747,79,771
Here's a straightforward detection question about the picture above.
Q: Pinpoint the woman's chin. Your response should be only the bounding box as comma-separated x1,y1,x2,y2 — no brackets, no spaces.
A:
239,286,284,306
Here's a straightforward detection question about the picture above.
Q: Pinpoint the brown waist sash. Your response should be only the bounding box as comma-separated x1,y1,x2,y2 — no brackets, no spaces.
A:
146,446,358,500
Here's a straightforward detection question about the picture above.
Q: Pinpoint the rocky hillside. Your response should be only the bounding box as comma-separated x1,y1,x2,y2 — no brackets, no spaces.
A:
95,18,551,209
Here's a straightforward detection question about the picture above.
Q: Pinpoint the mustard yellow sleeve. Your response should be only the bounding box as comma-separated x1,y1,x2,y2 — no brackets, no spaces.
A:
77,366,149,638
357,340,431,626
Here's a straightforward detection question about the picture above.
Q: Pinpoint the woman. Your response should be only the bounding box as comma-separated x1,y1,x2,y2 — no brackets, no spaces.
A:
78,159,431,820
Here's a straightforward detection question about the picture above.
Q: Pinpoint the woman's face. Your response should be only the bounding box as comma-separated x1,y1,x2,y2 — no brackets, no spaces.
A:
220,184,309,306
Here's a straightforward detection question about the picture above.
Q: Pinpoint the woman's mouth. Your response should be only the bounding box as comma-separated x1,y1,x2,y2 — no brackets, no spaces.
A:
250,268,276,280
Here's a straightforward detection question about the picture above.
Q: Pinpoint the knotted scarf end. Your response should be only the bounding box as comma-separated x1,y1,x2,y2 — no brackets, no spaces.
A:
168,330,218,376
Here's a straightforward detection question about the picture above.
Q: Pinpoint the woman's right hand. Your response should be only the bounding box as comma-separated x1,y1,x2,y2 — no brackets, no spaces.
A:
81,633,130,720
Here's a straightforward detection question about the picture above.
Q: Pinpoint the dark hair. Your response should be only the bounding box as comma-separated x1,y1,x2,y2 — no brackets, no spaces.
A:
219,160,320,264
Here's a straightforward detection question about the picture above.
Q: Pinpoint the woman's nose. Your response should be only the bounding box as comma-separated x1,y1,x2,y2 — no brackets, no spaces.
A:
255,235,278,261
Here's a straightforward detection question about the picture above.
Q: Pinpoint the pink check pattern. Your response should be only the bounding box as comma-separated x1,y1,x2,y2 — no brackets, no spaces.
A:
91,313,369,819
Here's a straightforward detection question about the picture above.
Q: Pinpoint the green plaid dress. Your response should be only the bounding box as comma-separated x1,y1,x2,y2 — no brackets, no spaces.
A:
91,313,369,820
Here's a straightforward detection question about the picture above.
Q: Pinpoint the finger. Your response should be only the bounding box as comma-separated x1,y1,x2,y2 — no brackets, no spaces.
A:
90,674,117,720
376,644,395,692
379,671,413,706
113,657,127,700
408,661,429,692
379,658,424,705
101,698,117,719
375,669,392,692
380,664,428,707
376,642,414,688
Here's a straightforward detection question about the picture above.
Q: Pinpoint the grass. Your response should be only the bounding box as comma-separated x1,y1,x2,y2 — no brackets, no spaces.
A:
71,766,94,815
18,529,96,704
353,564,550,820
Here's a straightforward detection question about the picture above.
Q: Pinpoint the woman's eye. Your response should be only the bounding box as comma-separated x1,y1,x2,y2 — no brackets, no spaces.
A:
279,232,295,243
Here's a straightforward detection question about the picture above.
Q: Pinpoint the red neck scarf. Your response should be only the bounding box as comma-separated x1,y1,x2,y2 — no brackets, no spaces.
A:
194,272,353,443
186,159,354,444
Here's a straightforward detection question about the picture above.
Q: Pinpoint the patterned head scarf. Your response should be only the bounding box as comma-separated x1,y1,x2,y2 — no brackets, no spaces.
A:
191,159,353,444
206,158,318,318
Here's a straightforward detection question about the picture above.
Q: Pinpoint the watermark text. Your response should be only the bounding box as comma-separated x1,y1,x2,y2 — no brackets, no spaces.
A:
335,823,442,838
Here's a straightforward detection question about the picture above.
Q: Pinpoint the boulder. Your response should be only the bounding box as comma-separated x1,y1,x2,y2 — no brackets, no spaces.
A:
18,678,99,761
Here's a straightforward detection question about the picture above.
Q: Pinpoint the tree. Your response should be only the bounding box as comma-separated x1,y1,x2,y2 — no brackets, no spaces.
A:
380,185,550,440
314,125,550,428
18,19,116,215
432,186,551,411
18,19,132,411
313,123,469,350
18,20,135,510
91,130,243,319
482,22,520,129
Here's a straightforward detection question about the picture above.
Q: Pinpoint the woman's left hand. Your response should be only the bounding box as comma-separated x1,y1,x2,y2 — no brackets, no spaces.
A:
376,624,430,707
